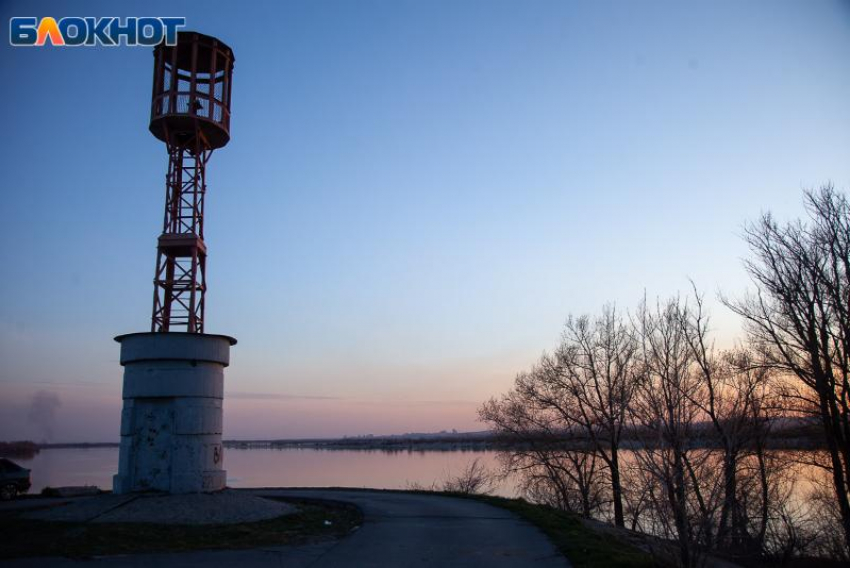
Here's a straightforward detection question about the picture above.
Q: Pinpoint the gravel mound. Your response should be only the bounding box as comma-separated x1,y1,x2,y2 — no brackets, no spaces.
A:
26,490,296,525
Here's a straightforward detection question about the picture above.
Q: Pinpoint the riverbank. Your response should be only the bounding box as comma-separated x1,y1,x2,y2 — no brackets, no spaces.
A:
0,489,568,567
1,420,828,460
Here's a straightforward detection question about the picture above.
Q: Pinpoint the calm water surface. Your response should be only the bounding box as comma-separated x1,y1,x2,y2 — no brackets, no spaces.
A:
15,447,517,496
16,447,826,507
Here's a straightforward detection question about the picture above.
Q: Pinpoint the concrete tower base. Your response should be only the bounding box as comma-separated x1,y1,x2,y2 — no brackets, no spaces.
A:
113,332,236,494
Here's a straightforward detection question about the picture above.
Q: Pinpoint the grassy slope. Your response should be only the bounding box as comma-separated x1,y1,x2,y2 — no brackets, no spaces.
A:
466,494,655,568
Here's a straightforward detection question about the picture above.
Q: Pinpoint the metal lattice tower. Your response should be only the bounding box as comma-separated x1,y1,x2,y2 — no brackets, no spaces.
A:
148,32,234,333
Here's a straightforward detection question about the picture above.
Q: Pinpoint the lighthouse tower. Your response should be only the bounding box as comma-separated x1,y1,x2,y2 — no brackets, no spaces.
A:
114,32,236,494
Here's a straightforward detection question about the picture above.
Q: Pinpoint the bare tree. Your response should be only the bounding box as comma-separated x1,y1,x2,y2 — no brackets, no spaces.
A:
631,296,706,566
480,283,819,562
552,305,640,527
480,306,640,525
724,185,850,554
442,458,497,495
480,363,606,516
677,289,780,555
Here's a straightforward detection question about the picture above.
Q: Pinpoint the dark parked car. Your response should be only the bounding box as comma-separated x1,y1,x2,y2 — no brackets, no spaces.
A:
0,458,31,500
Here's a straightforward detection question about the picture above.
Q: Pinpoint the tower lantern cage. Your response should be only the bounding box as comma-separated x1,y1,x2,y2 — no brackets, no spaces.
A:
148,31,235,333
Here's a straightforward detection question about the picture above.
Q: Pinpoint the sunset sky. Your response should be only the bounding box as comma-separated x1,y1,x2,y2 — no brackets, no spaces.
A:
1,0,849,442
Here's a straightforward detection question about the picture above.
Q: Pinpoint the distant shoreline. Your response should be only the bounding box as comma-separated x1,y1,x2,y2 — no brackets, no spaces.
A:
0,423,829,459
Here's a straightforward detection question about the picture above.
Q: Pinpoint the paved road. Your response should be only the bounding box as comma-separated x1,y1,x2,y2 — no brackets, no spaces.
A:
5,489,570,567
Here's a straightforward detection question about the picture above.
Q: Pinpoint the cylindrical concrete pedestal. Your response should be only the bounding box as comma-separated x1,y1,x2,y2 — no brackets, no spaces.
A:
113,332,236,494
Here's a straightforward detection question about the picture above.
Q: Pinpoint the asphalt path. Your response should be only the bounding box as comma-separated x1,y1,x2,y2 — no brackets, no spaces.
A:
4,489,570,567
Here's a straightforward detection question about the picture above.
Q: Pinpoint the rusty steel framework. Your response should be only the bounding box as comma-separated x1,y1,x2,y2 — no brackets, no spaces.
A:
151,138,211,332
148,32,234,333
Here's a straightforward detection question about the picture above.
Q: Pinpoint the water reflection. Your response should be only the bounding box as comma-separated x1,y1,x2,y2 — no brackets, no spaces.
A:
15,447,515,496
14,447,828,509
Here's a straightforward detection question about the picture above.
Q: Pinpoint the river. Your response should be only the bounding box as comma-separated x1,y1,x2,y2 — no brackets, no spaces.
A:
13,447,517,496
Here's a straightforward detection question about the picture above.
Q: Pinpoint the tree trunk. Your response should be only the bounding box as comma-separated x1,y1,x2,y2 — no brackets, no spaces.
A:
821,397,850,554
610,444,625,527
672,448,691,567
717,449,738,548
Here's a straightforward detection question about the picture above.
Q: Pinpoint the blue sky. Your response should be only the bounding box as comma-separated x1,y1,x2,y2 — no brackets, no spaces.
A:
1,0,849,441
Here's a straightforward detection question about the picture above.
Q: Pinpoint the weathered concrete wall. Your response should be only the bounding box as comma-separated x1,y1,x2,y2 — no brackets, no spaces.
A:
113,332,236,494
